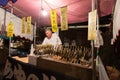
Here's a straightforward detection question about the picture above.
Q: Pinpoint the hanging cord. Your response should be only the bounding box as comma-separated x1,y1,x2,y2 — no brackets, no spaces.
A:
10,3,13,21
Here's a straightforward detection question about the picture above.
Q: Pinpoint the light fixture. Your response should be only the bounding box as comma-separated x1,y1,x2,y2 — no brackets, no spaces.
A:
41,0,48,16
41,8,48,16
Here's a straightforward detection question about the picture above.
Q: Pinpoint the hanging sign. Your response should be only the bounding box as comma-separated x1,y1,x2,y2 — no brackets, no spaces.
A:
60,6,68,31
88,10,97,40
50,9,58,32
22,17,26,34
27,16,31,34
0,10,7,37
7,21,14,37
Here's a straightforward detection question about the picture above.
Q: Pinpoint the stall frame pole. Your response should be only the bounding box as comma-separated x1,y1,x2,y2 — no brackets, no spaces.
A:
91,0,96,80
9,2,14,57
33,22,36,48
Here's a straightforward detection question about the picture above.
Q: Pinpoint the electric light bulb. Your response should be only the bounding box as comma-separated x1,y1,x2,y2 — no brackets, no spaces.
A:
42,9,48,16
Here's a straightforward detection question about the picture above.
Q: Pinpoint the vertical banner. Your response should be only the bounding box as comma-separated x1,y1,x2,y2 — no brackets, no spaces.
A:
0,9,7,37
60,6,68,31
50,9,58,32
22,17,26,34
27,16,31,34
7,21,14,37
88,10,97,40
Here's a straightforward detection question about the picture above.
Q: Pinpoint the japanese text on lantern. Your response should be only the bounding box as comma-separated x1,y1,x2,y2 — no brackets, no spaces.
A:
7,21,14,37
50,9,58,32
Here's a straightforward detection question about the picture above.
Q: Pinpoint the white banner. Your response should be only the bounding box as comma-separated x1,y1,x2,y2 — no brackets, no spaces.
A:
112,0,120,44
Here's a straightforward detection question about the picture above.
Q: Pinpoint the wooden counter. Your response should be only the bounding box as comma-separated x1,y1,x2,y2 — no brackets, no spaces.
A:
13,56,92,80
12,56,28,63
36,57,92,80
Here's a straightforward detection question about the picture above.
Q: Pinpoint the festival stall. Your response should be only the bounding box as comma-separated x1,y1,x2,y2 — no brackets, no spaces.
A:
0,0,116,80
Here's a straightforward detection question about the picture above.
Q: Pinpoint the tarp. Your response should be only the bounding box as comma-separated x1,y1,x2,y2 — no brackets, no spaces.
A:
96,56,110,80
0,0,17,6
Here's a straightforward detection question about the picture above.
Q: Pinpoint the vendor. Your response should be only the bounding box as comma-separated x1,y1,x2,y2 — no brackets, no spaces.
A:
42,28,62,49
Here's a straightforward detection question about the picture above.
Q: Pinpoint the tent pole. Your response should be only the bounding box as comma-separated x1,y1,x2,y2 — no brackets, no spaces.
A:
9,3,14,57
91,0,96,80
91,40,95,80
9,37,11,57
33,22,36,48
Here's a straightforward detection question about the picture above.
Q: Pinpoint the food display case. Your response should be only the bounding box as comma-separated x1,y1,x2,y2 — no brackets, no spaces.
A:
28,44,93,80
